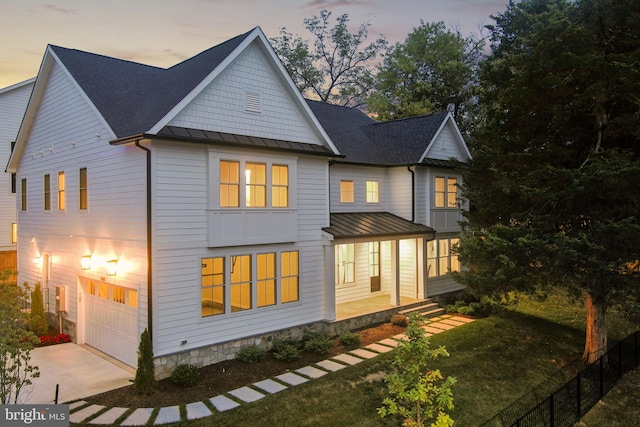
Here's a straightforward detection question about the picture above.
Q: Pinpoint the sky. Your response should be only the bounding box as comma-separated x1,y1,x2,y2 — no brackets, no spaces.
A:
0,0,509,89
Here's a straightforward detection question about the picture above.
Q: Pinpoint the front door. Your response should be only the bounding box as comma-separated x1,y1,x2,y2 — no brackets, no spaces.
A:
369,242,381,292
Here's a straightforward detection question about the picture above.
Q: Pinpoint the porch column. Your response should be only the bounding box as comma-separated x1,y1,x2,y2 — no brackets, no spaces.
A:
324,243,336,321
391,239,400,306
417,238,426,299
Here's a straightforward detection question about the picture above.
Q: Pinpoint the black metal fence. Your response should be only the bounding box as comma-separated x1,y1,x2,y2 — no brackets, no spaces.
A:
482,330,640,427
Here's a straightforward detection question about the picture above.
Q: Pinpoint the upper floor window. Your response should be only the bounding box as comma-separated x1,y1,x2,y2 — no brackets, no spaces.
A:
44,174,51,211
219,159,292,209
11,223,17,244
272,165,289,208
57,172,66,210
340,180,354,203
366,180,379,203
245,162,266,207
435,177,458,208
79,168,88,210
220,161,240,207
20,178,27,211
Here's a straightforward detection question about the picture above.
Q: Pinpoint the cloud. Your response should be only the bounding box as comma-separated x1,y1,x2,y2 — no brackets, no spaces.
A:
41,4,77,15
304,0,372,8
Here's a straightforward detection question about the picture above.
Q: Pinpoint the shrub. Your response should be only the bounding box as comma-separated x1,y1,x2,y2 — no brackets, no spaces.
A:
171,364,199,387
272,339,300,362
303,331,333,355
338,331,361,346
390,314,408,327
29,283,48,337
237,344,266,363
134,328,156,395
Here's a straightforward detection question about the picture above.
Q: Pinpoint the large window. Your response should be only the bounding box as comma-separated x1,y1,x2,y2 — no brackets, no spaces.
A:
79,168,88,210
57,172,66,210
257,253,276,307
336,244,355,284
366,181,379,203
202,257,225,317
427,237,460,278
340,180,354,203
281,251,299,303
245,162,266,207
20,178,26,211
220,161,240,207
435,177,458,208
43,174,51,211
272,165,289,208
230,255,251,312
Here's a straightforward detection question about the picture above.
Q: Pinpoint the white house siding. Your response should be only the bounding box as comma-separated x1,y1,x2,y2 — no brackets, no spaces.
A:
388,167,413,221
168,42,324,146
329,164,389,213
414,168,430,226
152,140,330,357
15,63,148,363
0,79,34,251
424,120,467,161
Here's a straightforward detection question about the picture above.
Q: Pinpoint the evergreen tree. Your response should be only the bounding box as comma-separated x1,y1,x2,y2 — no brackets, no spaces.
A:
29,282,48,337
134,328,156,395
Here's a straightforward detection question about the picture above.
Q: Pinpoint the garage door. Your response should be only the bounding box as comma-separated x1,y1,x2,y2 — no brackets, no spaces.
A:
84,279,139,367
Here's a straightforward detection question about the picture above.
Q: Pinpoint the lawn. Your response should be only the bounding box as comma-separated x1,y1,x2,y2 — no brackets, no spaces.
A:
75,293,639,426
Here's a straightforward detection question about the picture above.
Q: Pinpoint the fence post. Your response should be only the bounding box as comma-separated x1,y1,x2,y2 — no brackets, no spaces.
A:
549,393,555,427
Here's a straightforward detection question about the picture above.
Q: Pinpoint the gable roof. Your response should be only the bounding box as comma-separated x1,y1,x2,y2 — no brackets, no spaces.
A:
307,100,470,166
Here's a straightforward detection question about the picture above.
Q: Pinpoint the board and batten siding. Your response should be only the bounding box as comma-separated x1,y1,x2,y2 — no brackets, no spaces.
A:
151,141,330,357
16,61,148,334
329,164,389,213
0,80,34,251
168,42,325,147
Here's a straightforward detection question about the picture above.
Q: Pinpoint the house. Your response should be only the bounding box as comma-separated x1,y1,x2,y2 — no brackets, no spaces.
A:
7,27,470,377
0,78,35,282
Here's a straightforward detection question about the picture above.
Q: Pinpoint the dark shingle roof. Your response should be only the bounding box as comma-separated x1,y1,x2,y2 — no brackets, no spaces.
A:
50,30,253,138
306,100,450,166
323,212,435,240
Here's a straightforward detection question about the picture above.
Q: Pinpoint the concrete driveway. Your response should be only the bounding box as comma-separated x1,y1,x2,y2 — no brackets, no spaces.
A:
21,343,135,404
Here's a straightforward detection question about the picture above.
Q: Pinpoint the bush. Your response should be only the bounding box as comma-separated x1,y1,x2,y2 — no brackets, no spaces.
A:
134,328,156,395
390,314,408,327
29,283,48,337
237,344,266,363
272,339,300,362
303,330,333,355
338,331,361,346
171,364,199,387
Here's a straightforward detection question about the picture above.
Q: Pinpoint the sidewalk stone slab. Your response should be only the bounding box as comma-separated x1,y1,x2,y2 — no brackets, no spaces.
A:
379,338,402,347
89,407,128,425
451,316,475,323
430,322,456,330
393,333,409,341
209,395,240,412
349,348,379,359
366,343,395,353
332,353,365,365
69,400,88,411
315,359,347,372
423,326,445,334
229,386,265,403
296,365,328,379
155,406,180,425
439,318,467,326
254,379,288,394
70,404,105,424
186,402,212,420
121,408,154,426
276,372,309,386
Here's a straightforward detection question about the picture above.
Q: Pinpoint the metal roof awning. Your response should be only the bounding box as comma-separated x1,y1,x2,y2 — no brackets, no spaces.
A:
323,212,436,241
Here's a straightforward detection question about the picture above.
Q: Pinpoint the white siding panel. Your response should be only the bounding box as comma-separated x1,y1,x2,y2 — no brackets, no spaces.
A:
388,167,413,220
329,165,389,213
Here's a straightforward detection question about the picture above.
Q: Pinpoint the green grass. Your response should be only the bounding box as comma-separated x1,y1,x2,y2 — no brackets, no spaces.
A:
578,368,640,427
76,293,638,426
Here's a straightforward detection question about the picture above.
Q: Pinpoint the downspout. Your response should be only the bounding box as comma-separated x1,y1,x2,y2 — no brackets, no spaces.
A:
135,140,153,340
407,166,415,222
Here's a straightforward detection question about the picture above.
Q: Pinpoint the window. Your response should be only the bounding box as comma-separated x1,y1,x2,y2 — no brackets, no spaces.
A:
79,168,88,210
98,282,109,299
10,142,16,194
245,162,266,207
202,257,225,317
220,161,240,207
366,181,379,203
340,180,354,203
257,253,276,307
336,244,355,284
57,172,66,210
20,178,26,211
435,177,458,208
427,237,461,278
281,251,299,303
11,223,17,244
44,174,51,211
230,255,251,312
272,165,289,208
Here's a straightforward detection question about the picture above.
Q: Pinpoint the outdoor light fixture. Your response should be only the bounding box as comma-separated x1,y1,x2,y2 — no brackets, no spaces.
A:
81,255,92,270
106,259,118,276
32,256,41,264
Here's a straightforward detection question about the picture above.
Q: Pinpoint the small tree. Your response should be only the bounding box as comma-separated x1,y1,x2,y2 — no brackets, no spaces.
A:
133,328,156,395
0,284,40,404
29,282,48,337
379,314,456,427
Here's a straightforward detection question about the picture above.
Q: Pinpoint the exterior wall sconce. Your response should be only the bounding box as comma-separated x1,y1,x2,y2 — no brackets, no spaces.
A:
106,259,118,276
81,255,92,270
33,256,41,264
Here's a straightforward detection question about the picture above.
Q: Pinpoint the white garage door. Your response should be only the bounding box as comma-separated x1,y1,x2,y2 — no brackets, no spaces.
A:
84,279,139,367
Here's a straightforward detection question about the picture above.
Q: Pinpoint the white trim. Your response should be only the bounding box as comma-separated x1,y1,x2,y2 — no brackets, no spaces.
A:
418,112,472,163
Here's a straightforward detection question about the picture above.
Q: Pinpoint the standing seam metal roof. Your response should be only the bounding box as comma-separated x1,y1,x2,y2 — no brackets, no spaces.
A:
322,212,436,240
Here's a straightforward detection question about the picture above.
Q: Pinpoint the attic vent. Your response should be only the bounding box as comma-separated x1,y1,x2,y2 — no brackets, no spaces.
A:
245,92,261,114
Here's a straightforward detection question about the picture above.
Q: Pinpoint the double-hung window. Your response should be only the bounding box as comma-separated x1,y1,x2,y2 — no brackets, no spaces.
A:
44,174,51,211
435,177,458,208
257,253,276,307
220,161,240,207
202,257,225,317
20,179,27,211
57,172,66,210
245,162,266,207
230,255,251,312
219,159,290,208
427,237,461,277
281,251,299,303
272,165,289,208
366,180,379,203
340,180,354,203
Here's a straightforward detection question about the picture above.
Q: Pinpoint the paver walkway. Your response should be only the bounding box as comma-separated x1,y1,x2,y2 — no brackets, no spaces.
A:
69,314,475,425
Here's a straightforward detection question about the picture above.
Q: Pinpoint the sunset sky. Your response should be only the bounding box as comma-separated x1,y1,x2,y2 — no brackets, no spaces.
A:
0,0,508,88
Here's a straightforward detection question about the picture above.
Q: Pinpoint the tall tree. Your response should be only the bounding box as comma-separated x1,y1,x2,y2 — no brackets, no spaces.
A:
367,21,483,135
271,9,387,106
455,0,640,363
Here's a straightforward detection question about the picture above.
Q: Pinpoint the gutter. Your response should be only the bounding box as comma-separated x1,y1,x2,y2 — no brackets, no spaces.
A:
135,140,153,340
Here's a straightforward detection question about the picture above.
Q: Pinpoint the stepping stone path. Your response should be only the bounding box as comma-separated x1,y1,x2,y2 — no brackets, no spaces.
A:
69,315,475,425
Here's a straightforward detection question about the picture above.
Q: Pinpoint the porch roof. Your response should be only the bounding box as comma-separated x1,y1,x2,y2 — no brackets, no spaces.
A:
323,212,436,240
